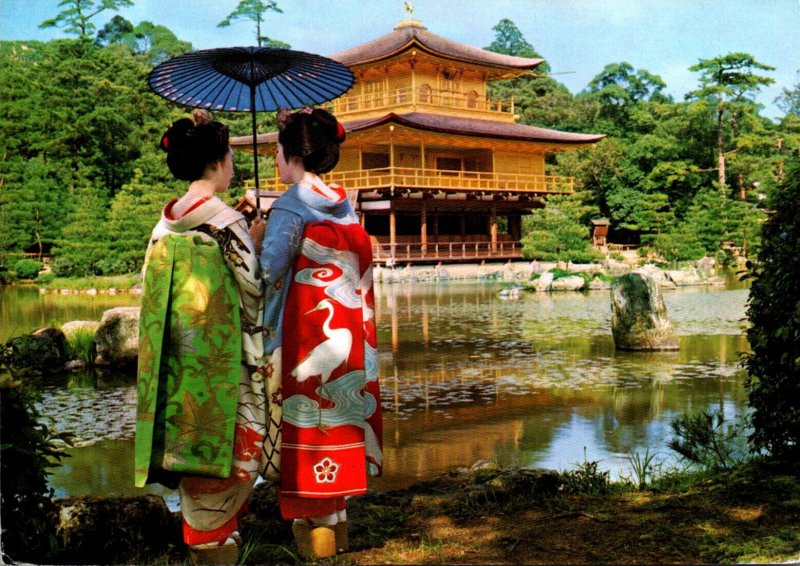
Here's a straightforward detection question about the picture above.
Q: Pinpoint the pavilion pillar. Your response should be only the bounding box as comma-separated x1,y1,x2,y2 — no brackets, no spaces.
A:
390,209,397,259
411,51,417,111
421,203,427,256
490,206,498,253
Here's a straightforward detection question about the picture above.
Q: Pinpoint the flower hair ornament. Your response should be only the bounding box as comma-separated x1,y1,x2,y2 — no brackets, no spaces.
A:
335,120,346,143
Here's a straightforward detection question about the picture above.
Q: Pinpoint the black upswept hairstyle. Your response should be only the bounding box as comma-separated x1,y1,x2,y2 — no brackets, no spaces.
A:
277,107,346,175
160,109,230,181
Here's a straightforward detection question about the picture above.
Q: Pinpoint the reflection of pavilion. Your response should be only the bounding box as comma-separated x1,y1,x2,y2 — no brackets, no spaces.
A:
372,283,749,489
232,19,604,264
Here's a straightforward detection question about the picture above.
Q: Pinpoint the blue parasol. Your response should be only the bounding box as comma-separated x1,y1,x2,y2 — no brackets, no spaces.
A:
148,46,354,211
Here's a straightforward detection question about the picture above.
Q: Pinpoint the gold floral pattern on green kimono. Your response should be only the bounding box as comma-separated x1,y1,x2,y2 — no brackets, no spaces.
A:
135,234,242,488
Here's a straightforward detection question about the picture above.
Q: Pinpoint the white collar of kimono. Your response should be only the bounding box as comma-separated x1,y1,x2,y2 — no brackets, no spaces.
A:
301,172,344,202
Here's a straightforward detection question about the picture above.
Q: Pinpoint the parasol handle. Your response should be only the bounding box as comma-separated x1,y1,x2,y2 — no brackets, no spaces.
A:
250,84,261,219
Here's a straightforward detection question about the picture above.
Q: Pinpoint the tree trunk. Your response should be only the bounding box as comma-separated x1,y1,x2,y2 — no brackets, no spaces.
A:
739,173,746,200
717,105,726,190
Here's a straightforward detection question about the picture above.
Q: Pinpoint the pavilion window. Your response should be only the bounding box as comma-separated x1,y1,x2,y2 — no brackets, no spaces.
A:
419,83,431,103
364,80,383,108
436,156,462,177
363,152,390,170
467,90,478,109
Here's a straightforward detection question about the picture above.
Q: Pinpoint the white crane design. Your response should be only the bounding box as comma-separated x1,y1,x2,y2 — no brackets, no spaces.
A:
291,299,353,384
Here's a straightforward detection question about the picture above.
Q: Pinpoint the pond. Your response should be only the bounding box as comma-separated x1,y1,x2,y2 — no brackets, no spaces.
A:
1,279,751,505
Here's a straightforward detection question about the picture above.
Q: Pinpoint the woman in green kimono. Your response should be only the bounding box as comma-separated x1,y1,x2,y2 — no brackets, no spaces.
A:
135,110,265,564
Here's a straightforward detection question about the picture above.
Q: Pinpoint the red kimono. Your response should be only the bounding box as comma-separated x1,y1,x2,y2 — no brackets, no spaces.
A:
258,174,382,519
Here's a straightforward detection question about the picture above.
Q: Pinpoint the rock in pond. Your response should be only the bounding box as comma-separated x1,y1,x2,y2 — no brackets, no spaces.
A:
611,273,679,351
94,306,140,366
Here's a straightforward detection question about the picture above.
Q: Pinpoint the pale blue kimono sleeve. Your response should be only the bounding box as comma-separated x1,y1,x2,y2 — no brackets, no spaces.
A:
259,207,305,354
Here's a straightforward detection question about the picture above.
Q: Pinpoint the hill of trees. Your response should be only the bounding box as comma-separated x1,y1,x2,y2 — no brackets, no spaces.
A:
1,7,799,277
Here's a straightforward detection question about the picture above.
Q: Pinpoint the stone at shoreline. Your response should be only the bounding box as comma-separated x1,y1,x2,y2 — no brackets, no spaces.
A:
636,263,676,288
535,271,554,292
550,275,586,291
64,359,87,371
3,327,68,375
589,277,612,290
611,273,679,351
55,494,180,564
665,268,705,286
94,306,140,366
695,256,716,278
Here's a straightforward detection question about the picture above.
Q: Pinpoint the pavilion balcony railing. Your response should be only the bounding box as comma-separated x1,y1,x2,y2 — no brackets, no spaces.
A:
372,240,524,262
326,86,514,118
246,167,574,195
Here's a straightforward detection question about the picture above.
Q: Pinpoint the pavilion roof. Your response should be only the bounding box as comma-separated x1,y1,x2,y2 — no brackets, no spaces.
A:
331,19,544,73
231,112,606,149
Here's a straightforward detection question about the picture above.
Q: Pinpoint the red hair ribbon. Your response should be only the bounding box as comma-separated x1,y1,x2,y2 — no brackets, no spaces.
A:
335,120,346,142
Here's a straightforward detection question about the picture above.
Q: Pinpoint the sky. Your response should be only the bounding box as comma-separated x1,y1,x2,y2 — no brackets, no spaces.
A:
1,0,799,120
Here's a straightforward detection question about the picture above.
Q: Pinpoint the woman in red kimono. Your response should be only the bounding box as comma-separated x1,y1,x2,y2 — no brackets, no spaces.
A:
250,107,383,560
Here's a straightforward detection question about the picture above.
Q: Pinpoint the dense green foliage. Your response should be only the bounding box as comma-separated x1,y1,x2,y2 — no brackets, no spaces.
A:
520,190,603,263
0,377,72,563
743,160,800,459
0,35,276,276
1,17,798,275
13,259,43,280
486,23,797,258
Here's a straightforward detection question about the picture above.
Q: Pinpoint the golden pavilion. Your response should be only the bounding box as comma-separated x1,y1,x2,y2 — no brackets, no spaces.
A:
232,19,605,264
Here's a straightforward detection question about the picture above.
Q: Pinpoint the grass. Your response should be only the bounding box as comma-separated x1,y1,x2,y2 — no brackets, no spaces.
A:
44,458,800,565
625,447,660,490
64,327,96,365
35,273,141,291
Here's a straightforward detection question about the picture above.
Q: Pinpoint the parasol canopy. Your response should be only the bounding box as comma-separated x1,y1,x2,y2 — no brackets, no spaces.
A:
148,46,354,210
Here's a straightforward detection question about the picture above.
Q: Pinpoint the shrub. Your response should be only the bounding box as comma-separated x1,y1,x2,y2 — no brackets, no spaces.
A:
13,259,43,280
742,159,800,460
0,254,11,284
0,376,73,563
50,257,78,277
559,451,610,495
35,272,56,285
668,409,749,471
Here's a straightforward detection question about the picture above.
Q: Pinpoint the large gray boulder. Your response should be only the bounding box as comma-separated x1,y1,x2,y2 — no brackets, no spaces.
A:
611,273,679,351
94,306,140,366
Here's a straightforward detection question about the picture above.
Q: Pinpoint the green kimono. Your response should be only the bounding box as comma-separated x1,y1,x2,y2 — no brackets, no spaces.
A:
135,233,242,487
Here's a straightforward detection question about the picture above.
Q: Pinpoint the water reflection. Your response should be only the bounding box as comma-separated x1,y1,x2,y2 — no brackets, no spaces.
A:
0,285,138,342
15,281,751,498
372,282,749,490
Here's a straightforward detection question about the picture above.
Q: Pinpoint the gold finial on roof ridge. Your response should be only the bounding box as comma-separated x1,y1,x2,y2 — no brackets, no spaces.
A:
395,18,425,30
